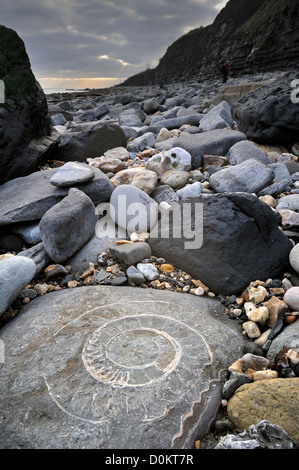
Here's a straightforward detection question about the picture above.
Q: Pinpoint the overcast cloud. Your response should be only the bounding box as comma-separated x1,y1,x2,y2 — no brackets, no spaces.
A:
1,0,227,88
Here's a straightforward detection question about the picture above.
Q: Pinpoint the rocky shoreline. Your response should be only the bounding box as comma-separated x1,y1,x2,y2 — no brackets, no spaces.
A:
1,70,299,449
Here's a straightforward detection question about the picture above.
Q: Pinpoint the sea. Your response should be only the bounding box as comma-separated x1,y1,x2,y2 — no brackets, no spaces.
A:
43,88,90,95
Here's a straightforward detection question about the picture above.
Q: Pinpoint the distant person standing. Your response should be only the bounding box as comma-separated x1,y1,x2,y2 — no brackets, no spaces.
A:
221,61,229,83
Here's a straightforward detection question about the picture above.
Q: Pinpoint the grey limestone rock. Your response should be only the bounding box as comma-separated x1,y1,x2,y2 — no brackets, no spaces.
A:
39,188,98,263
231,72,299,144
110,185,158,233
0,167,113,226
148,193,292,295
0,286,244,448
109,242,151,266
199,101,233,132
49,162,95,187
215,420,298,449
0,256,37,316
226,140,271,165
209,158,275,194
155,129,247,168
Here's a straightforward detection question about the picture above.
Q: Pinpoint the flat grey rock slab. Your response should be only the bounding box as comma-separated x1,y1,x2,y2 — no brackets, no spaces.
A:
154,129,247,168
49,162,95,187
0,167,112,226
0,286,244,449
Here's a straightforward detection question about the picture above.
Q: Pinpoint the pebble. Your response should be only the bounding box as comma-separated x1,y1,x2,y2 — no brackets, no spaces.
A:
49,161,95,187
253,370,278,381
247,285,268,304
126,266,146,285
136,263,159,281
241,353,270,372
33,283,49,295
284,287,299,310
160,170,190,189
44,264,69,281
244,302,269,325
242,321,261,339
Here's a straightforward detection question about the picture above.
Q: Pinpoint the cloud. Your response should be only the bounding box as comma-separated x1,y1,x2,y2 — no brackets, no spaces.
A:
1,0,225,88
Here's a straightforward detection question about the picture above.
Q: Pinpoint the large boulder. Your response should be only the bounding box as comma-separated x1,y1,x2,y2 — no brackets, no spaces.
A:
209,158,275,194
148,193,292,295
231,72,299,145
0,255,36,317
0,286,244,449
39,188,98,263
155,129,247,168
0,25,57,184
57,123,127,162
0,167,113,226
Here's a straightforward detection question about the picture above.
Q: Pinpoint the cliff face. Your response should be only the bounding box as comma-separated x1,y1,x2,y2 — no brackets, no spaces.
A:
122,0,299,86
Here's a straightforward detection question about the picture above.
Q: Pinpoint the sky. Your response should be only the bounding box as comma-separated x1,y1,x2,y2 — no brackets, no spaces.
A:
1,0,228,90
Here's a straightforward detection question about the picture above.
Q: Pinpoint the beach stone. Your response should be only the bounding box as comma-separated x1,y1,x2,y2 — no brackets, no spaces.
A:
118,109,144,127
215,420,298,449
109,242,151,266
0,286,244,449
161,170,190,189
276,194,299,212
227,378,299,444
51,113,66,126
141,97,159,114
146,147,192,176
150,185,179,205
283,287,299,311
199,101,233,132
209,158,274,194
176,182,202,199
267,320,299,363
257,179,291,197
155,129,247,168
103,147,130,161
16,243,52,276
289,244,299,274
269,163,292,184
44,265,69,282
136,263,159,281
110,168,157,194
222,373,251,400
0,167,112,227
150,115,202,132
0,256,36,316
110,185,158,233
279,210,299,230
66,234,121,274
126,266,146,285
126,132,156,153
88,156,125,174
226,141,270,165
156,128,172,143
242,321,261,339
39,188,98,263
49,162,95,187
231,72,299,144
148,193,292,295
265,296,288,328
57,123,127,162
